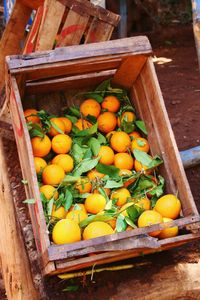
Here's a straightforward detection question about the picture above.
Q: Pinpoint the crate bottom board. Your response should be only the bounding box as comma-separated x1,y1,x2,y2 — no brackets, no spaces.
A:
46,232,200,275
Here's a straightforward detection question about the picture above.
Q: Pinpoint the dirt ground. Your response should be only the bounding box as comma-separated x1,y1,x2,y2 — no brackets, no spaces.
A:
0,10,200,300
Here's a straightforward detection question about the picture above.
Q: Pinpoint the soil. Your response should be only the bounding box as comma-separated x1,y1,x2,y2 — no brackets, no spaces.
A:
0,8,200,300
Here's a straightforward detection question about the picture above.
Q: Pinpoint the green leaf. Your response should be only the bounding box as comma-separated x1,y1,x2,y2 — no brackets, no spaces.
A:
127,205,142,222
104,179,123,189
64,190,73,210
47,198,54,216
73,122,98,137
62,175,80,183
95,79,111,92
50,120,64,134
23,198,36,204
73,157,99,176
96,163,120,178
88,137,101,156
83,93,104,103
135,120,148,135
120,120,135,134
64,114,77,124
116,215,127,232
133,149,153,166
71,144,85,163
97,132,107,144
83,148,92,159
63,285,79,292
148,156,163,169
29,123,44,138
69,106,80,118
137,139,146,147
79,213,114,228
125,216,137,228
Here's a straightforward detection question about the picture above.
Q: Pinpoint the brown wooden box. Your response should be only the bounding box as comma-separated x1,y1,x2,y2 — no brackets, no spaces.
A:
6,36,200,276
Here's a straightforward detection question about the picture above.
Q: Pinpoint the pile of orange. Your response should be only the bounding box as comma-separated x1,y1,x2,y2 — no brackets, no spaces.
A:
24,91,182,246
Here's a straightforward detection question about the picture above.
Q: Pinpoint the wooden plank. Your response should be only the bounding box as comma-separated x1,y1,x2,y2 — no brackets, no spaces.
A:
23,6,45,54
47,215,200,261
85,19,114,43
7,36,152,71
53,232,200,275
0,1,32,92
19,0,44,9
56,7,90,47
25,70,115,94
140,58,199,216
59,0,120,27
8,76,55,274
35,0,65,51
0,137,39,300
112,55,148,89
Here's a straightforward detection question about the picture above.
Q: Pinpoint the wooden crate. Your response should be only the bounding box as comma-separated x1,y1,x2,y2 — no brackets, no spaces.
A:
6,36,200,276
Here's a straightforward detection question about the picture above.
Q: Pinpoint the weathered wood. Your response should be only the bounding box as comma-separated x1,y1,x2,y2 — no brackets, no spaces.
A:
19,0,44,9
8,76,55,274
0,137,39,300
0,1,31,92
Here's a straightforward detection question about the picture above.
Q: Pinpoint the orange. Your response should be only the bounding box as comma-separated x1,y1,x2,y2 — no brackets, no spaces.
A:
52,219,81,244
131,137,150,153
59,117,72,133
97,112,117,134
52,154,74,173
129,131,141,140
69,203,87,213
138,210,163,237
85,193,106,214
42,164,65,185
80,99,101,118
75,118,92,131
119,169,136,187
51,205,67,219
120,202,134,217
48,117,65,137
101,95,120,113
158,217,179,239
31,135,51,157
114,153,134,170
154,194,181,219
98,145,115,165
106,130,116,141
111,188,131,206
51,134,72,154
75,178,92,194
118,111,136,127
134,160,152,175
87,169,105,181
39,185,58,200
83,221,114,240
110,131,131,153
66,210,88,224
24,108,40,124
34,157,47,174
134,197,151,211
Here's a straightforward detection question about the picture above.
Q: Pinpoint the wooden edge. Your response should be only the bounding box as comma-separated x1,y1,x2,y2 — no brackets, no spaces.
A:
6,36,152,71
19,0,44,9
52,232,200,275
58,0,120,27
47,215,200,261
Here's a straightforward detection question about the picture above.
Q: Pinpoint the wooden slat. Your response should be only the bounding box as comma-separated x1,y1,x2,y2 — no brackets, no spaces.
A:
7,36,152,71
8,76,55,274
0,137,39,299
59,0,120,27
112,55,148,89
20,0,44,9
0,1,32,92
53,232,200,275
85,18,114,43
140,58,199,216
56,7,90,47
35,0,66,51
47,215,200,261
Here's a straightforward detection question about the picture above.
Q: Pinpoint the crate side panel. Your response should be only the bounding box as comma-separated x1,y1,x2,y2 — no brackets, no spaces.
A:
35,0,66,51
85,18,114,43
139,58,198,216
8,76,53,271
